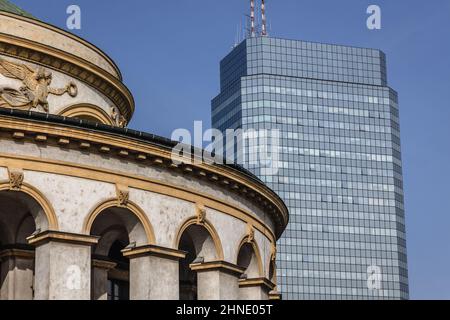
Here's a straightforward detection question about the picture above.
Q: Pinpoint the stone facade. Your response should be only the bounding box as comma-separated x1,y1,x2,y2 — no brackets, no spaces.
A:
0,11,288,300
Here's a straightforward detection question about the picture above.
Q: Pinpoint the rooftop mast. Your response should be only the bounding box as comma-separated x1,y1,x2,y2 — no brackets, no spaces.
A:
250,0,256,37
261,0,267,36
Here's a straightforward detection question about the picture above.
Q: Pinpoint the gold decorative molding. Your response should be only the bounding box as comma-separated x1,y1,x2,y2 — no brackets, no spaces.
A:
190,260,245,277
27,230,99,246
115,184,129,207
121,244,187,261
7,167,23,190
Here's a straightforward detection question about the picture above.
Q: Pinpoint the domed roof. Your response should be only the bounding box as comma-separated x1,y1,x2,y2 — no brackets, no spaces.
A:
0,0,33,19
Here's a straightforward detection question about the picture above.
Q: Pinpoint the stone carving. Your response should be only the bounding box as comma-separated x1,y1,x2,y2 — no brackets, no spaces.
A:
116,184,129,206
0,58,77,112
246,224,255,243
110,106,127,128
196,203,206,225
270,243,277,261
8,168,24,191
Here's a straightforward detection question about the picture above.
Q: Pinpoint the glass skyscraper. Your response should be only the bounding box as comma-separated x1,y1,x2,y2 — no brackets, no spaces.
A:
212,36,408,300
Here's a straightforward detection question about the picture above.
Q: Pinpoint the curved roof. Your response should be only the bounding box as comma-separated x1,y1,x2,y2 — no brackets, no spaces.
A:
0,0,33,18
0,107,289,237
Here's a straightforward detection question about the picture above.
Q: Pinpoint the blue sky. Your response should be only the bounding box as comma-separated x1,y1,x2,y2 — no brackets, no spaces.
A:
11,0,450,299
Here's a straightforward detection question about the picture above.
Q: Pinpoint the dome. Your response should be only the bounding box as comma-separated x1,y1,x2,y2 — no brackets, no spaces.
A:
0,0,33,19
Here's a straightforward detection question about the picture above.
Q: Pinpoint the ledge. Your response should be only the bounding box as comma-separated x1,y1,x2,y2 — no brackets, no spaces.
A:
27,230,100,246
121,244,187,260
238,277,276,291
190,260,245,276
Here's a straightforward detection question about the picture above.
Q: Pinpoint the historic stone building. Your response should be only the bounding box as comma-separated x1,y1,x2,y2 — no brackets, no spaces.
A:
0,5,288,300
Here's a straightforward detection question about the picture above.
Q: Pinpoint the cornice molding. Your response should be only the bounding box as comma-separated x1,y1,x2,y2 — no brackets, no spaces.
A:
0,115,288,238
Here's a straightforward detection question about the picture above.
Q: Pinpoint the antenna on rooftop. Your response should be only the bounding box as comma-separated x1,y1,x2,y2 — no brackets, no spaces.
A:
250,0,256,37
261,0,267,36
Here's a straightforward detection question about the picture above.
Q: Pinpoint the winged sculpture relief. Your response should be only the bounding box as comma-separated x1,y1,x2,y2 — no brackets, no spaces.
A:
0,57,77,112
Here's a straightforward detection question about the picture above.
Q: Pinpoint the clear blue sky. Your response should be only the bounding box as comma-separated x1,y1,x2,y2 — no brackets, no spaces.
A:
12,0,450,300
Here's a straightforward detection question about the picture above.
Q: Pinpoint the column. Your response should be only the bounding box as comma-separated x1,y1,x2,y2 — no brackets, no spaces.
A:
0,247,34,300
190,261,244,300
238,277,275,300
27,231,98,300
91,257,117,300
122,244,187,300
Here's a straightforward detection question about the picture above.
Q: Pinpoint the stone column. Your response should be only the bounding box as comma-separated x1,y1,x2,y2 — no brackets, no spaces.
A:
238,277,275,300
27,231,98,300
91,257,117,300
0,247,35,300
190,261,244,300
122,245,187,300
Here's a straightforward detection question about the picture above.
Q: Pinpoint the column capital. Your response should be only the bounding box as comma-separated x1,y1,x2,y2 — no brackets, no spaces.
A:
121,244,187,261
190,260,245,277
238,277,275,292
27,230,99,247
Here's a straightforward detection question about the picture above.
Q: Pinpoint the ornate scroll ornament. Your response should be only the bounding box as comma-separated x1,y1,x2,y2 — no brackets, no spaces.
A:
8,168,24,191
196,203,206,225
0,58,77,112
116,184,129,206
246,223,255,243
110,106,127,128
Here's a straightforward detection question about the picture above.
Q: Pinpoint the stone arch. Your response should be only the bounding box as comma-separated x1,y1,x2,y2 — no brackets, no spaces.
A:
175,217,224,261
236,236,264,278
85,199,155,300
0,182,58,231
176,217,225,300
83,199,155,245
58,103,113,125
0,181,57,300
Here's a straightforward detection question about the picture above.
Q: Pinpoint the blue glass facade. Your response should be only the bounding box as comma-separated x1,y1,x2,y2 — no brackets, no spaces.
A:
212,37,408,300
